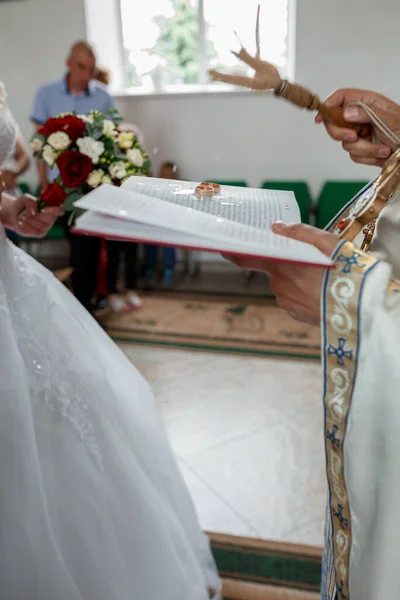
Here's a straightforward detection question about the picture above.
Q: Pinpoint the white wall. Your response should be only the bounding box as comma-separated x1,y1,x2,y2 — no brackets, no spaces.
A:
0,0,86,183
1,0,399,198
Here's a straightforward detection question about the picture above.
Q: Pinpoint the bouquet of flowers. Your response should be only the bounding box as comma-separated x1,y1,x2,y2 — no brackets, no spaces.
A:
30,110,151,215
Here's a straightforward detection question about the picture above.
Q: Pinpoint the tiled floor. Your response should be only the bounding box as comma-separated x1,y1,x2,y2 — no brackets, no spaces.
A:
121,343,327,548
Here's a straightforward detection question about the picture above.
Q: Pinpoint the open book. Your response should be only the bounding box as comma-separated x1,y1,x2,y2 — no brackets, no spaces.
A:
73,177,333,268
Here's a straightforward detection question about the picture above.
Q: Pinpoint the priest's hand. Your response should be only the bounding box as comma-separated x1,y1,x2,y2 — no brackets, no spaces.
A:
315,88,400,166
0,192,64,238
224,223,339,327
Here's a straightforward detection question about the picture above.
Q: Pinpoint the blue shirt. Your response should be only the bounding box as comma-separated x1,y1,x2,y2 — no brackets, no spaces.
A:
31,76,115,181
31,76,115,125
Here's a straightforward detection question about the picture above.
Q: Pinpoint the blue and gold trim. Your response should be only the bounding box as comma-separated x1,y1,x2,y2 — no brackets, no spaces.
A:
321,241,379,600
388,279,400,294
325,180,375,233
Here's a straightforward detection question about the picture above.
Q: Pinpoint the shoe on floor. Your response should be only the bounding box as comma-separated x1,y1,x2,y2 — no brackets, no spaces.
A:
126,292,143,309
109,297,132,313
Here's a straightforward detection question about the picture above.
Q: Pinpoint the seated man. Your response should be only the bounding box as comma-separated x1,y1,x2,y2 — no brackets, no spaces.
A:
31,40,114,314
227,88,400,600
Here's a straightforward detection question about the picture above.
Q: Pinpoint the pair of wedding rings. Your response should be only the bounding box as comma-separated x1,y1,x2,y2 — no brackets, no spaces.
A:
194,182,221,198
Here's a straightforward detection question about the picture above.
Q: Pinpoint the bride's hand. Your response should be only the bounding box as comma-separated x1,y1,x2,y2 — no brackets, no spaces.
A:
0,193,64,238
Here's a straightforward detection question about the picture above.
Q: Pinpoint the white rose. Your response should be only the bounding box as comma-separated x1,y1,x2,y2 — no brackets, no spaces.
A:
109,161,127,180
48,131,71,151
43,144,57,167
101,175,112,185
30,137,44,152
127,148,144,167
77,137,105,164
118,131,134,149
103,119,116,137
87,169,104,188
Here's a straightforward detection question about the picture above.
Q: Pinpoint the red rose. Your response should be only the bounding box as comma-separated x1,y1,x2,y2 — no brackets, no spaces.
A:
42,115,86,141
57,150,93,188
40,183,67,207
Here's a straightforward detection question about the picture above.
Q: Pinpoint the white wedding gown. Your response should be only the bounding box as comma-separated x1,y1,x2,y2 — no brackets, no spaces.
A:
0,91,220,599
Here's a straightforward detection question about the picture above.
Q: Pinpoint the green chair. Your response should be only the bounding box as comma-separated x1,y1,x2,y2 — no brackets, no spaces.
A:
211,180,248,187
261,181,313,224
316,181,369,229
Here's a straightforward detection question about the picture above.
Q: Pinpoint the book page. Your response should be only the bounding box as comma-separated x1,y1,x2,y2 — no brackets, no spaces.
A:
75,187,332,267
121,177,300,229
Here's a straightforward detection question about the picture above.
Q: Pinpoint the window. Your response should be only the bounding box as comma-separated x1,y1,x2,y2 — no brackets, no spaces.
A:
119,0,294,94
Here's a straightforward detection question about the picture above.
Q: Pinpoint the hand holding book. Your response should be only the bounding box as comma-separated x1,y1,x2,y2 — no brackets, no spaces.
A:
225,221,340,327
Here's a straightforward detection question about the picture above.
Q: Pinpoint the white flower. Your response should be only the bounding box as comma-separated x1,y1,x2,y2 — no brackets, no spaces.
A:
0,82,7,109
43,144,57,167
57,112,73,118
127,148,144,167
77,137,104,164
87,169,104,188
30,137,44,152
103,119,116,137
101,174,112,185
79,114,94,124
118,131,134,149
48,131,71,151
109,161,127,180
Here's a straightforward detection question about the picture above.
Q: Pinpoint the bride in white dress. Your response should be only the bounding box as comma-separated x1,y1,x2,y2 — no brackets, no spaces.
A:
0,84,221,599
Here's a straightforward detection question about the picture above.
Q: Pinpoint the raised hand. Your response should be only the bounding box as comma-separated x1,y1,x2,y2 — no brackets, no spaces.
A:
315,88,400,166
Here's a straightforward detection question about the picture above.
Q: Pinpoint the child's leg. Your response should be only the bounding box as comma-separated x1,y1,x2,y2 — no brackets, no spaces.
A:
162,247,176,285
106,240,122,295
124,242,142,309
163,247,176,269
124,242,139,291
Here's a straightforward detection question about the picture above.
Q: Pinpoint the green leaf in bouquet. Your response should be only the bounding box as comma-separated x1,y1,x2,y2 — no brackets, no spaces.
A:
67,206,86,227
63,186,79,195
106,109,123,124
104,138,114,150
143,159,152,172
84,123,96,138
93,115,104,127
91,128,105,141
112,145,129,161
63,191,84,212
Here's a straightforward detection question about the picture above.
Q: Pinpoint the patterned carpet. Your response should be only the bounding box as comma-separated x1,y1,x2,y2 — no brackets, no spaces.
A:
210,533,321,600
99,292,321,360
